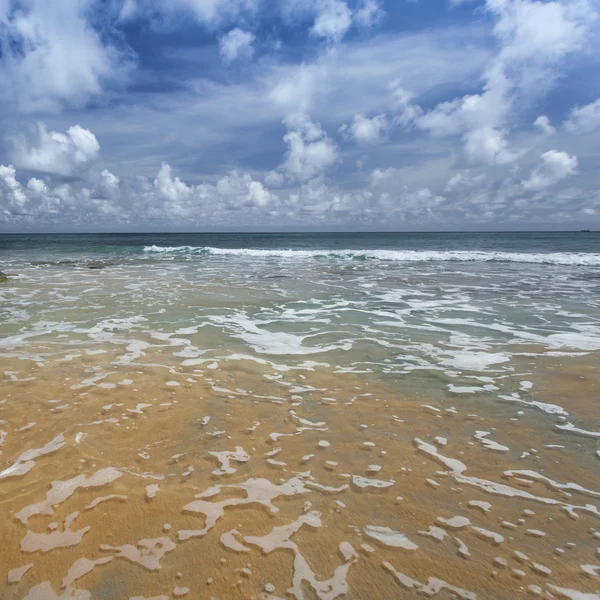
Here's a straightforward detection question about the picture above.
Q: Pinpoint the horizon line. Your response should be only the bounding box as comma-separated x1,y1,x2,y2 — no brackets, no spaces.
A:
0,230,597,236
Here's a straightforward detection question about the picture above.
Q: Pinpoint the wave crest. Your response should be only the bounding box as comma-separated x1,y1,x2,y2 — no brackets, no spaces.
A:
142,245,600,266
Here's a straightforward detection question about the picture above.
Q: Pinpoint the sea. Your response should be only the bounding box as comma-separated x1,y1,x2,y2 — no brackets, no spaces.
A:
1,231,600,599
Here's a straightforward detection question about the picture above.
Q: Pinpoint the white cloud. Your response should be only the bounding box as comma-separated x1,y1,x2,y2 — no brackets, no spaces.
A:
281,114,338,181
0,165,28,215
11,124,100,176
100,169,120,189
119,0,138,21
269,61,329,116
416,99,464,137
489,0,593,67
533,115,556,135
148,162,278,220
564,98,600,133
404,0,596,164
463,127,519,165
371,167,397,185
355,0,383,27
389,82,423,128
444,170,486,191
310,0,353,42
522,149,578,190
0,0,133,113
216,171,276,207
219,28,256,62
1,149,598,230
0,158,280,226
265,170,285,187
284,0,381,43
342,113,388,144
154,162,194,204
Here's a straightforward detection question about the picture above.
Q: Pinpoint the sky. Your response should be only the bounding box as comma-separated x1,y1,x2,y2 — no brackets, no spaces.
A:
0,0,600,232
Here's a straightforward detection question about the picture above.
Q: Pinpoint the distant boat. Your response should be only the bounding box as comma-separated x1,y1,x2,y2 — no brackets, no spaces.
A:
580,229,591,232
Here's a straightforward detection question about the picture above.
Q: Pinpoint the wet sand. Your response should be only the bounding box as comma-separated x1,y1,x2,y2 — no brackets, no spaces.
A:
1,345,600,599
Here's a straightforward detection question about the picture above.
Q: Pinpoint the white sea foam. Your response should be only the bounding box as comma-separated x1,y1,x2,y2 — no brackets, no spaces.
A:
21,512,90,552
471,526,504,544
555,422,600,438
209,313,351,355
100,537,176,570
16,468,122,524
383,562,477,599
7,563,33,583
547,585,600,599
351,475,394,489
363,526,418,550
209,447,250,475
242,511,358,600
474,431,509,453
62,556,113,588
181,477,310,538
0,434,65,480
143,246,600,266
414,438,600,519
22,582,92,599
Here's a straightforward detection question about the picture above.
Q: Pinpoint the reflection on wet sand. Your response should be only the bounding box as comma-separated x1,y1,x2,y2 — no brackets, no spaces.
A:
1,345,600,599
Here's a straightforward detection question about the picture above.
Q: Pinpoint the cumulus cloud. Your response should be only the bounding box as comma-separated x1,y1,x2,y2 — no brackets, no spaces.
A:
0,164,75,221
0,159,279,226
399,0,596,165
283,0,382,42
269,61,329,115
533,115,556,135
0,165,28,215
150,163,278,218
0,0,133,113
463,127,519,165
1,149,598,230
370,167,397,185
522,149,578,191
281,114,338,181
154,162,194,204
564,98,600,133
341,114,388,144
11,124,100,176
219,28,255,62
216,171,275,207
355,0,383,27
389,82,423,128
264,170,285,187
284,0,360,42
310,0,353,42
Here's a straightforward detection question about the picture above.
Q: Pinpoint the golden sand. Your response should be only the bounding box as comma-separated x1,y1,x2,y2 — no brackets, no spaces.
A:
1,346,600,599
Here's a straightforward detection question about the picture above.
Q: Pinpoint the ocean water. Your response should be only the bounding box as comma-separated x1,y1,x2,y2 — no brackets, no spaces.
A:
1,232,600,599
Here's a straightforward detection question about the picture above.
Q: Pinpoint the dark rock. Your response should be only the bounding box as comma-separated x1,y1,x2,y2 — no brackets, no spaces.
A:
87,261,105,270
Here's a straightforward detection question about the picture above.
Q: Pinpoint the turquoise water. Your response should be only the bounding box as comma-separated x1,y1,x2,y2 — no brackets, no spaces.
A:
1,231,600,262
1,231,600,403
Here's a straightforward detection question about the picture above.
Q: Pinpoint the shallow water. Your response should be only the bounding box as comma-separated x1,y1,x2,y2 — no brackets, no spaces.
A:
1,233,600,599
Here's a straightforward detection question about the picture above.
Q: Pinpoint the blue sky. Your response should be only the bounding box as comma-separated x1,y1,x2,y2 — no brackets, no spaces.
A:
1,0,600,231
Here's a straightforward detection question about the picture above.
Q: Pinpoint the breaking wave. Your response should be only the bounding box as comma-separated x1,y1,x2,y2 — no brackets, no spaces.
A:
143,245,600,266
